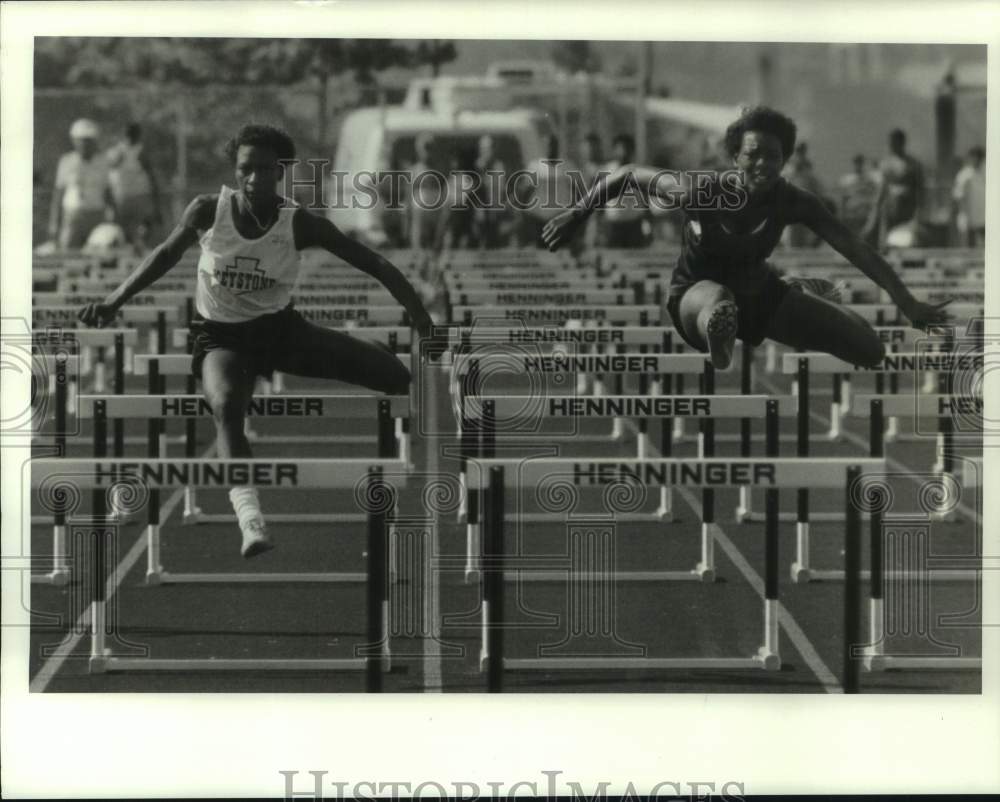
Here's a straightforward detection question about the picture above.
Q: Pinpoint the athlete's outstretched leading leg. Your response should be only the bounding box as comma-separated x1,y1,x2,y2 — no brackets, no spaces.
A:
764,287,886,367
275,315,412,393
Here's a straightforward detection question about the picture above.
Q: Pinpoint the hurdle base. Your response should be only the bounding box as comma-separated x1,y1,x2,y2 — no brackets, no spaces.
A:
150,570,370,583
754,647,782,672
789,562,812,584
504,569,707,582
807,568,976,583
31,570,71,587
182,507,204,525
184,512,368,525
145,569,164,586
90,655,368,673
464,568,481,585
863,655,981,672
502,656,769,671
694,562,716,583
743,511,853,524
734,506,752,523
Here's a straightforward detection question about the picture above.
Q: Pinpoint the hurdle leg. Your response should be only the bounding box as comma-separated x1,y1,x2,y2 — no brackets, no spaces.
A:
695,373,716,583
827,375,842,441
790,359,812,583
764,341,777,373
41,525,71,587
756,401,782,670
672,364,686,440
93,347,106,393
272,371,285,394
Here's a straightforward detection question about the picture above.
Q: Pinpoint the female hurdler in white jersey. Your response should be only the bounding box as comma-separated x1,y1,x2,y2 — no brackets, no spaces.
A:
79,124,436,557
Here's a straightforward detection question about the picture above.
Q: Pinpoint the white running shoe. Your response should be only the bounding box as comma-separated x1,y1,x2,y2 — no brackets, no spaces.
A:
701,300,739,370
240,517,274,559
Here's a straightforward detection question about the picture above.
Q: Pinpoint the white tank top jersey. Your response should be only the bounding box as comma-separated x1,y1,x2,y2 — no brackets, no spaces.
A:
195,186,301,323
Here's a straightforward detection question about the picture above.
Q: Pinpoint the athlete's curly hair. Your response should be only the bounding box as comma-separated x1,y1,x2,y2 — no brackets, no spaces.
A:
723,106,797,162
225,123,296,164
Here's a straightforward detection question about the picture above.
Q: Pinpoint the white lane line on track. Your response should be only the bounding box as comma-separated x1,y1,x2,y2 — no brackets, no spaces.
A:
422,365,444,692
756,373,979,521
29,444,214,693
623,419,843,693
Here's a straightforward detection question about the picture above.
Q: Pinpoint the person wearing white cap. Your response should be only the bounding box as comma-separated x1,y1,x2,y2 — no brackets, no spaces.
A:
47,118,116,250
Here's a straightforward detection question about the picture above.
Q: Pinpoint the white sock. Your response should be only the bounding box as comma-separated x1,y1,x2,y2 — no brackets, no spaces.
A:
229,487,264,528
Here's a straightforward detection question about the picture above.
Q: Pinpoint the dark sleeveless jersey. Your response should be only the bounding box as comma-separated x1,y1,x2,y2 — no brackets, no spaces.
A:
671,176,794,296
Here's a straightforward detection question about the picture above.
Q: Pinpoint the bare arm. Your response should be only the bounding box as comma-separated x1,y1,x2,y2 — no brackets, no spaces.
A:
793,187,951,329
542,163,686,250
295,210,433,336
77,195,213,327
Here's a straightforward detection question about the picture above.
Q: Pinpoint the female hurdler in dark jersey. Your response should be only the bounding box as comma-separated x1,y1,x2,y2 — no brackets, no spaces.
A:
542,107,952,369
79,124,436,558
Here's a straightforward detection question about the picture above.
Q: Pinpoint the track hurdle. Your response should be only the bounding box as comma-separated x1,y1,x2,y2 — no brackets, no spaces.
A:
30,353,72,585
774,352,982,581
464,393,797,584
80,391,408,538
130,351,413,454
469,454,885,690
451,352,733,530
30,456,406,685
450,304,661,327
780,393,980,584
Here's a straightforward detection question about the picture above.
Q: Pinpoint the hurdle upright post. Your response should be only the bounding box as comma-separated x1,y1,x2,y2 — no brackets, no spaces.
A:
365,466,387,693
182,365,200,522
791,357,811,582
656,332,674,519
759,399,781,668
113,332,124,458
844,465,863,694
696,360,716,582
47,356,70,584
485,465,506,692
864,400,886,670
89,400,110,671
145,361,163,582
737,342,754,521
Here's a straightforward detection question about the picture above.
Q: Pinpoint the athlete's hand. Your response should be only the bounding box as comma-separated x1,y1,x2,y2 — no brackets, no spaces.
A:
541,207,590,252
77,302,118,328
901,297,954,332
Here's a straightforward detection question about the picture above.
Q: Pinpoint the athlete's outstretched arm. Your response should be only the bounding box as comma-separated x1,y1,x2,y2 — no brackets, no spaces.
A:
296,210,433,337
542,164,685,250
794,187,952,330
77,194,214,327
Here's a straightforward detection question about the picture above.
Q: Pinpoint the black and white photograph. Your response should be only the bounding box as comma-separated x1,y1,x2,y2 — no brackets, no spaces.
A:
2,0,999,798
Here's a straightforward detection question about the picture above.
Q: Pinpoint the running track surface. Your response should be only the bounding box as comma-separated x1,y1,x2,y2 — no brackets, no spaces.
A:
27,358,982,693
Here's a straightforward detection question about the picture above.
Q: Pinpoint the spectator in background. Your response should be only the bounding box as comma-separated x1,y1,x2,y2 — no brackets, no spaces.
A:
517,134,576,249
408,133,440,251
473,134,511,249
434,147,478,251
602,133,649,248
864,128,925,248
48,118,116,250
838,153,880,243
578,132,604,249
952,145,985,247
107,122,162,251
782,142,825,247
